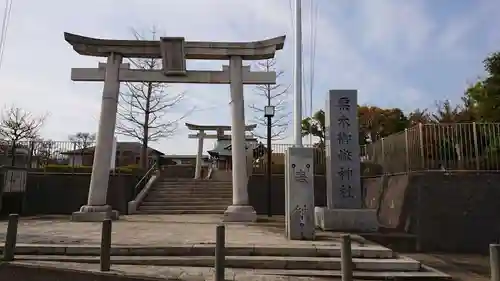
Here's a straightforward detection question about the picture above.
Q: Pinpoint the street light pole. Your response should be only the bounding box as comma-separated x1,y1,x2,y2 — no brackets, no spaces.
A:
264,105,275,217
293,0,303,147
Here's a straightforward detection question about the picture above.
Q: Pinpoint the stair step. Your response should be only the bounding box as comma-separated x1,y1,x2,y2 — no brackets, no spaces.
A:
150,189,233,195
151,186,232,190
14,255,422,271
160,179,231,182
135,210,226,214
7,244,395,258
139,205,228,211
140,201,231,206
149,190,233,196
158,181,233,186
148,193,233,197
154,186,232,190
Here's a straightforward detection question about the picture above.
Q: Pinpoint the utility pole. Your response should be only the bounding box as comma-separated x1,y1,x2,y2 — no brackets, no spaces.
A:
293,0,303,147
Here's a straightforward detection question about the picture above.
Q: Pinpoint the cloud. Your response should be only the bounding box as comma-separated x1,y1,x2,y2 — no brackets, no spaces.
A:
0,0,496,154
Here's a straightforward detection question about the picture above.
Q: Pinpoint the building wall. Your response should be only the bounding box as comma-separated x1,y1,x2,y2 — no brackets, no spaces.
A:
68,155,83,166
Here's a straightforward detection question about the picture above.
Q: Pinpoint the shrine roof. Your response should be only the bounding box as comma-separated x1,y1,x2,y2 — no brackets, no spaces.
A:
207,139,259,157
64,32,285,60
185,123,256,131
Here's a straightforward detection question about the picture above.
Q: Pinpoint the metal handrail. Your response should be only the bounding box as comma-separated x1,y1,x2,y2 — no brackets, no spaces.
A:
133,164,157,195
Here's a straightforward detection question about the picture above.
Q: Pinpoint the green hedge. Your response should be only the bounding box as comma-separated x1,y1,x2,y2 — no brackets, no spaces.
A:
30,164,143,174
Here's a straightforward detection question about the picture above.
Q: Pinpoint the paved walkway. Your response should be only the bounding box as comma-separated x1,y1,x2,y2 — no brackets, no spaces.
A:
0,215,374,247
11,261,356,281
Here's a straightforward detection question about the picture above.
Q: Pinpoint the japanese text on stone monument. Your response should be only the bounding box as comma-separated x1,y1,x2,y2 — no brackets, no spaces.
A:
336,96,355,199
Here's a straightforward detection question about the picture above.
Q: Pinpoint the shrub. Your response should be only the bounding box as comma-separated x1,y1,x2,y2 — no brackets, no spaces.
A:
30,164,141,174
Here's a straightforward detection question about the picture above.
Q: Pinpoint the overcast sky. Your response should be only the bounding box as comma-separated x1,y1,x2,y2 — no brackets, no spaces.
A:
0,0,498,155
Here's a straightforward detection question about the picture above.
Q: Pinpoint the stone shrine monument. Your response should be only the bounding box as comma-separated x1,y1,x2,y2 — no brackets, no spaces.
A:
285,147,315,240
315,90,378,231
64,32,285,222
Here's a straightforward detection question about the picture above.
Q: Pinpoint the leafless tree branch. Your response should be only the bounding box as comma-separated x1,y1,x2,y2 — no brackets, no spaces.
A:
0,105,47,165
248,58,291,140
69,132,96,150
115,26,193,168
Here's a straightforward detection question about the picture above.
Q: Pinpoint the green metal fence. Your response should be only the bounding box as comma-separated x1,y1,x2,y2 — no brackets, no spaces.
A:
254,122,500,175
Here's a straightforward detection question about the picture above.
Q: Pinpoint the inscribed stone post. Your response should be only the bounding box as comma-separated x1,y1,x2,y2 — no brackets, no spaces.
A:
285,147,315,240
325,90,362,209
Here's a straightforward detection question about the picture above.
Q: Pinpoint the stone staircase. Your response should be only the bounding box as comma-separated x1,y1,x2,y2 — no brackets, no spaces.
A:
136,178,233,214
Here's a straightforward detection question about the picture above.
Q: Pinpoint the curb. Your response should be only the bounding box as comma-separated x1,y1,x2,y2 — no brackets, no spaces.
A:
15,255,422,271
0,243,394,258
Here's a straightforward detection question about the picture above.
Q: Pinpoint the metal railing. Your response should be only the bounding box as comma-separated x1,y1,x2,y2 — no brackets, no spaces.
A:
0,140,152,171
252,143,326,175
4,122,499,176
133,163,157,197
362,122,500,174
253,122,500,175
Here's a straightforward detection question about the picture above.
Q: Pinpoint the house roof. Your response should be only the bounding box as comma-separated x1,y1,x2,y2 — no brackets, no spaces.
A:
0,142,30,155
61,142,165,155
185,123,257,131
207,139,259,157
162,154,209,159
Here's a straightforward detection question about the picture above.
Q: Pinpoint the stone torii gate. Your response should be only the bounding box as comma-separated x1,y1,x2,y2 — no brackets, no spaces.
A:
65,32,285,222
185,122,257,179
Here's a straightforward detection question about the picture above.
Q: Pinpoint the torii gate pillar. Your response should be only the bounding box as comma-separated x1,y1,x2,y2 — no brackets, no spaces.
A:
224,56,255,221
72,53,122,221
195,130,205,179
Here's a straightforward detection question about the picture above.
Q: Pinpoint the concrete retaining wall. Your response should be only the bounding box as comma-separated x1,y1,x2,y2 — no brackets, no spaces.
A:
0,172,137,216
248,172,500,254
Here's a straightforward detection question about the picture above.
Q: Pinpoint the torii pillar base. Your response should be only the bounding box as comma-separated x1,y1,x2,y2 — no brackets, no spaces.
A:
71,205,120,222
223,205,257,223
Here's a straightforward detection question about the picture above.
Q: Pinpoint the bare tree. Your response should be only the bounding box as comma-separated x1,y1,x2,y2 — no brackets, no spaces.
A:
248,58,291,140
116,26,190,169
69,132,96,150
32,138,56,167
0,105,46,165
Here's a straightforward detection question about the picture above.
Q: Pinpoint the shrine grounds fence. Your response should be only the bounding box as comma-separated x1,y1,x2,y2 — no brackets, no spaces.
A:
0,140,139,174
254,122,500,175
2,121,500,176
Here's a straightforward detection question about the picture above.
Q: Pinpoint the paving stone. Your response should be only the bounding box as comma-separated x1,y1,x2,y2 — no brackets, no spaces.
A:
0,215,377,247
11,261,341,281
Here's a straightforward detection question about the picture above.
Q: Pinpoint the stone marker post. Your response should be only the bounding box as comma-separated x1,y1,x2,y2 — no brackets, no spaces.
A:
326,89,362,209
285,147,315,240
315,89,378,232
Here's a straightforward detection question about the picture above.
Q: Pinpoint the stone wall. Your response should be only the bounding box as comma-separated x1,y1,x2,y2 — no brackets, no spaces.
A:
248,175,327,215
403,172,500,254
161,165,196,178
0,172,138,216
248,172,500,254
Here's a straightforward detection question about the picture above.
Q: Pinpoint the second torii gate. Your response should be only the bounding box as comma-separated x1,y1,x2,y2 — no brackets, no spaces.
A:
185,122,257,179
65,32,285,223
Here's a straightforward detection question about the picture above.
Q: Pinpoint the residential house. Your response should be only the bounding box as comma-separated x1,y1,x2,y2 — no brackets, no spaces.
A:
61,142,165,167
0,142,38,167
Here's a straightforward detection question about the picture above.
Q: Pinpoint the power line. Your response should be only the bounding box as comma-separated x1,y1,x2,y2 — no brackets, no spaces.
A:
0,0,13,71
308,0,318,146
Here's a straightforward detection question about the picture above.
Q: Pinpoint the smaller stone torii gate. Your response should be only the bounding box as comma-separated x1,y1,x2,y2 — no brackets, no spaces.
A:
185,122,257,179
65,32,285,222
